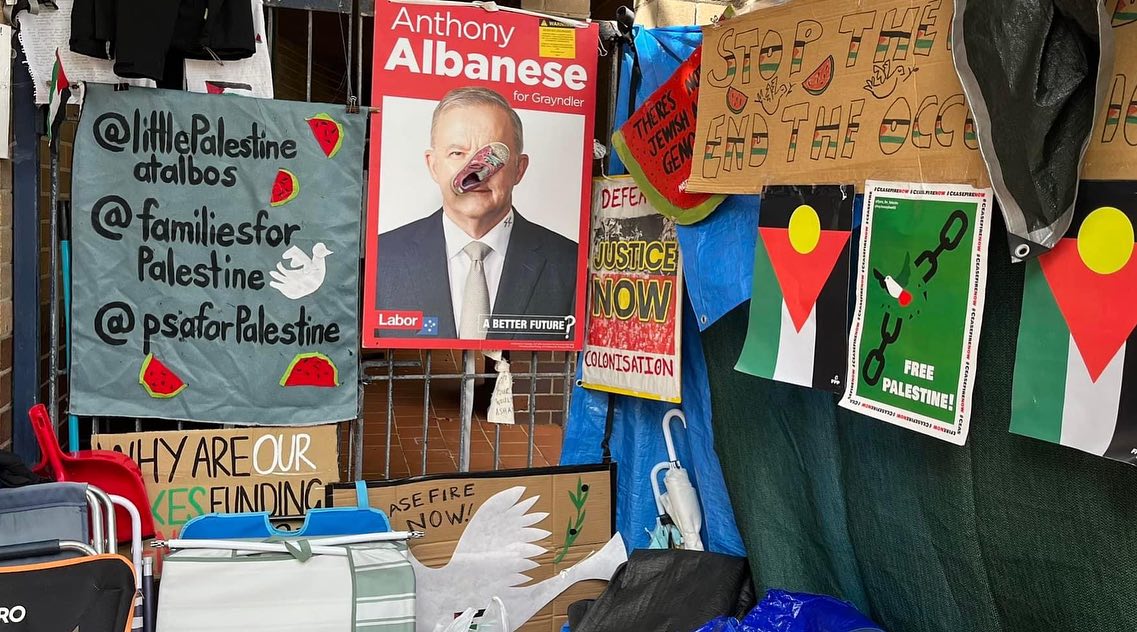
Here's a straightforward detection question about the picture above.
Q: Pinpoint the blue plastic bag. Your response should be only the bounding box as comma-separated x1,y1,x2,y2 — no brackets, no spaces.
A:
695,590,883,632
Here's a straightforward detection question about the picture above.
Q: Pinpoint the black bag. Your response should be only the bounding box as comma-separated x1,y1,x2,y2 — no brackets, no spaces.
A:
0,450,47,489
570,549,755,632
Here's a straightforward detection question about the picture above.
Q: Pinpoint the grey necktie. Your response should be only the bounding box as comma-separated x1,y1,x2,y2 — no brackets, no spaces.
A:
459,241,492,339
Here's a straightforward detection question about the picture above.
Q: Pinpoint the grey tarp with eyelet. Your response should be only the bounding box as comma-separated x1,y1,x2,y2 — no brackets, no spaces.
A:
952,0,1114,262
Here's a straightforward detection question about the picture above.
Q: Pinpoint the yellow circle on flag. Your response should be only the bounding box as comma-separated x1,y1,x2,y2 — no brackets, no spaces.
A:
789,205,821,254
1078,206,1134,275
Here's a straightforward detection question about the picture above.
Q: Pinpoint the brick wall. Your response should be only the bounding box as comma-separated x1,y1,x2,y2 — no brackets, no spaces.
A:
508,351,575,425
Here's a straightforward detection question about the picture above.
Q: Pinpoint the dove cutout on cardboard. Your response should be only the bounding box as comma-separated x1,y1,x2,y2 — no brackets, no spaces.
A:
269,242,333,300
410,486,627,632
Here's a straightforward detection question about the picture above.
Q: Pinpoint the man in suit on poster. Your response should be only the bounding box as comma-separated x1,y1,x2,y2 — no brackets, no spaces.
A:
375,87,578,340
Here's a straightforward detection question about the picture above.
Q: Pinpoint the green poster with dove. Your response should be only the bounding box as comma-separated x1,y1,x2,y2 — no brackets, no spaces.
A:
839,181,993,445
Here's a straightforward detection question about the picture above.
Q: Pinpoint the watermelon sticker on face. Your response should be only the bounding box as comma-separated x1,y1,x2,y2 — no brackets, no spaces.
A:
270,169,300,206
139,354,187,398
280,352,339,387
307,113,344,158
803,55,834,96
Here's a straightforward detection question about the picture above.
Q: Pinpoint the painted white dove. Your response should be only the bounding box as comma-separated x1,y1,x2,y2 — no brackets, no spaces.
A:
269,243,333,300
411,486,627,632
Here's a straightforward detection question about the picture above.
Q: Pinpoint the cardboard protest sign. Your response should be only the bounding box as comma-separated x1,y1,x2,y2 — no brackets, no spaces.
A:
69,85,364,425
612,47,725,224
1011,181,1137,464
736,185,853,392
363,3,598,351
328,464,618,632
582,177,683,403
1084,1,1137,180
839,181,992,445
686,0,988,193
93,425,340,537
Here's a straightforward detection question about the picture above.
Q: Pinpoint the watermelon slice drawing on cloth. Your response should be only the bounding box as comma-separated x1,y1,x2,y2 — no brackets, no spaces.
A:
139,354,187,398
307,113,344,158
280,352,339,387
803,55,834,96
270,169,300,206
613,47,725,225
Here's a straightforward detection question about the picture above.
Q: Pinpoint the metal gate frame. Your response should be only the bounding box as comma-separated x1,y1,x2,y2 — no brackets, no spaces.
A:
25,0,627,481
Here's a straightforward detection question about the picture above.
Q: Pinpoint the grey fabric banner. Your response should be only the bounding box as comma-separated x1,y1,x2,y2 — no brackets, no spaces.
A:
70,85,364,424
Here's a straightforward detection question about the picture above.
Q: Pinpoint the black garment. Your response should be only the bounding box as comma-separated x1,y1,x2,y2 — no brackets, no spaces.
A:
0,450,47,488
375,209,579,341
70,0,254,82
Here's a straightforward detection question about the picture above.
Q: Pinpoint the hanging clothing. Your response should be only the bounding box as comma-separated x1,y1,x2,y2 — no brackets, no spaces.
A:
70,0,255,83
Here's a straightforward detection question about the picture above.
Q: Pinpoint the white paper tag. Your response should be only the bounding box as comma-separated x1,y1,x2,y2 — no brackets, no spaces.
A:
483,351,515,425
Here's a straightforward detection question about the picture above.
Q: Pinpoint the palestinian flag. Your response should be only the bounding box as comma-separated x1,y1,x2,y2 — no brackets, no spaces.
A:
46,49,71,149
1011,181,1137,463
736,185,854,391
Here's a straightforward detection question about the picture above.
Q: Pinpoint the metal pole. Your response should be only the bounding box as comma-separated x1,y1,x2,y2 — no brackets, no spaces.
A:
420,351,431,476
458,351,474,472
352,408,364,480
562,354,574,421
11,39,40,460
493,423,500,471
384,353,394,478
356,9,365,106
347,0,361,102
603,29,623,176
528,352,537,467
306,9,314,103
48,150,59,428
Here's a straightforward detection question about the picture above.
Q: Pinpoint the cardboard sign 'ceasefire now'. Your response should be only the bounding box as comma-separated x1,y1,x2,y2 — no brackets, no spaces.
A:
329,465,615,632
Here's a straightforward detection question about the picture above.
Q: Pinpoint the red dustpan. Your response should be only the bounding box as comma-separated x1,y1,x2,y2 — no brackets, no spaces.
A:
29,404,155,542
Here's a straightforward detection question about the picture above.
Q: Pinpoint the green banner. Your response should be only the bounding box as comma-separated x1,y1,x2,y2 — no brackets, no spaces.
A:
839,181,992,445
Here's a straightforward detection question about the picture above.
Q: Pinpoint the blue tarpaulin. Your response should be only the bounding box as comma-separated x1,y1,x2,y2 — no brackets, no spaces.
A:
677,198,759,331
562,25,746,558
609,26,704,176
561,299,747,556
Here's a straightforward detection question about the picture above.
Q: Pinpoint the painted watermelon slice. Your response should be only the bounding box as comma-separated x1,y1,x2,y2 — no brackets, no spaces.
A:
803,55,835,96
612,131,724,225
307,113,344,158
726,87,748,114
270,169,300,206
613,47,725,225
280,352,339,387
139,354,186,398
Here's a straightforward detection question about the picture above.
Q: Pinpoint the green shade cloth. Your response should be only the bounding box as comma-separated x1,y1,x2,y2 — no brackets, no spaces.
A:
702,213,1137,631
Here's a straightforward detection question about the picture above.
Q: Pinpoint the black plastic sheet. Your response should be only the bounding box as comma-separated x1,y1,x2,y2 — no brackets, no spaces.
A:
570,549,755,632
953,0,1114,262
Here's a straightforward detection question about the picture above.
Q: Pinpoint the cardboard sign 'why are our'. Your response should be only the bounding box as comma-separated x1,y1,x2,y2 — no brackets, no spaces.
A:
688,0,989,193
94,425,340,535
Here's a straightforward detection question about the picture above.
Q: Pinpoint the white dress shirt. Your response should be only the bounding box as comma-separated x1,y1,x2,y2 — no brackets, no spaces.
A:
441,209,514,328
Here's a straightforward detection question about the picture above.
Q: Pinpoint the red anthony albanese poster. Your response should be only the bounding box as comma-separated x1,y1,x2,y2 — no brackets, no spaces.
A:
363,1,599,350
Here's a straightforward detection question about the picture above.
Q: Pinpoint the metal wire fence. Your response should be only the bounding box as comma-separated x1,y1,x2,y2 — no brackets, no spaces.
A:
65,1,600,481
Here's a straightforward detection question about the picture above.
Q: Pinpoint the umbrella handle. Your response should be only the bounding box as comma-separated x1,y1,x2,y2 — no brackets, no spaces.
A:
650,461,669,516
662,409,686,464
28,404,67,479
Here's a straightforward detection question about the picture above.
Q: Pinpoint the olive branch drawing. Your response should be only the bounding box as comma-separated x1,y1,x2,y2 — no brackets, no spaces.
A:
553,477,589,564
